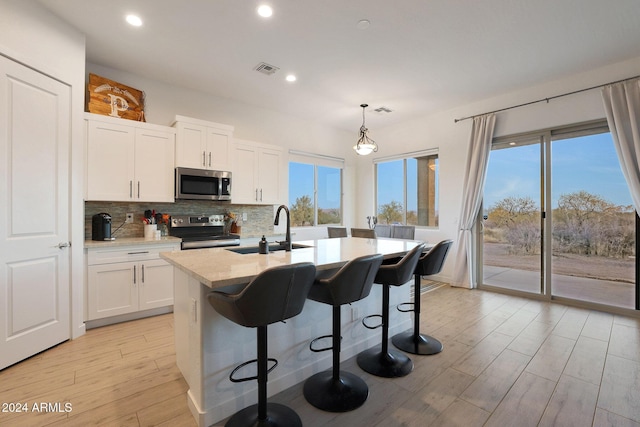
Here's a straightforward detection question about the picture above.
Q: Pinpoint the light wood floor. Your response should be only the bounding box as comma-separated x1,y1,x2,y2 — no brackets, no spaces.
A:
2,285,640,426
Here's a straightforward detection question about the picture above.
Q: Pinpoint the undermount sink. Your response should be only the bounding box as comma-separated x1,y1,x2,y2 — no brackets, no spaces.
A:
226,243,312,254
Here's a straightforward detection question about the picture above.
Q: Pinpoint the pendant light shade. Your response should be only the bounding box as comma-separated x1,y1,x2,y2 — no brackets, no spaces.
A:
353,104,378,155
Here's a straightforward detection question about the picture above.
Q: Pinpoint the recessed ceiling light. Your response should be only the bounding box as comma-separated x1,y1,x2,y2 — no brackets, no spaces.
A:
285,74,297,82
126,14,142,27
257,5,273,18
126,14,143,27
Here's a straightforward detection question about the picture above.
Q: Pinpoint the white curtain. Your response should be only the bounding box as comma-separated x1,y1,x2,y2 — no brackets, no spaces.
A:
602,78,640,214
451,114,496,289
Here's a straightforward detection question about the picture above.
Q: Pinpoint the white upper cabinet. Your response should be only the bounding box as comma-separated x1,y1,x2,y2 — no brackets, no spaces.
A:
85,113,175,202
134,128,175,202
173,115,234,171
233,138,283,205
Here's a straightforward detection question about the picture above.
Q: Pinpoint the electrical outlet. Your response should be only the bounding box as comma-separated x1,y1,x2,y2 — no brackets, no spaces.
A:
242,212,247,221
125,213,134,223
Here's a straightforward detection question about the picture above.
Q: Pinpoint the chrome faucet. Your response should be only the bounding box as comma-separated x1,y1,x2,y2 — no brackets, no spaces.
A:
274,205,292,251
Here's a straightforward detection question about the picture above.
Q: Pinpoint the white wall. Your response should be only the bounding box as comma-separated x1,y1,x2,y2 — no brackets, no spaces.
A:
354,56,640,282
0,0,86,338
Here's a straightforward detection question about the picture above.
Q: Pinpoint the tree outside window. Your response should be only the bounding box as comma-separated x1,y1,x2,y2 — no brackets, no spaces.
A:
289,161,342,227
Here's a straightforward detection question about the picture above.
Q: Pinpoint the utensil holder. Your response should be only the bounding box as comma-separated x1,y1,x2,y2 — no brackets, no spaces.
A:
144,224,157,239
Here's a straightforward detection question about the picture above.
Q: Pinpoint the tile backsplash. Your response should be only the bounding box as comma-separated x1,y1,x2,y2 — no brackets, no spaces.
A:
85,201,275,239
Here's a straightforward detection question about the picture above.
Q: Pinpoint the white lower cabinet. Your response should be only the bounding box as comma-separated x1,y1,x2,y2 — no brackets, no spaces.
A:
138,258,175,310
86,243,179,321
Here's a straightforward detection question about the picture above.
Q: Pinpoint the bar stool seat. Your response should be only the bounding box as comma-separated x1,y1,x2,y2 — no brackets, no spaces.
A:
208,262,316,427
356,244,425,378
327,226,348,238
392,240,452,355
350,228,377,238
303,254,383,412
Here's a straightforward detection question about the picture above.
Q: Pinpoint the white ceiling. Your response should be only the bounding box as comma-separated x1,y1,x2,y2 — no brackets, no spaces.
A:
38,0,640,131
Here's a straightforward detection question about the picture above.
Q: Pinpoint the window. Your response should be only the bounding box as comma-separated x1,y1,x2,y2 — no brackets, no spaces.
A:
288,151,343,227
375,151,438,227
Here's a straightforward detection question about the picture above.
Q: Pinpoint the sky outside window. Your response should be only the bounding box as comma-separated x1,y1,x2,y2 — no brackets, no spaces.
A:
317,166,340,208
376,160,404,209
483,133,632,210
289,162,314,203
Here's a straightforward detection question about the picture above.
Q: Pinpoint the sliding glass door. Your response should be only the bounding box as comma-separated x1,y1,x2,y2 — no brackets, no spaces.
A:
481,135,544,295
480,122,637,310
550,131,635,309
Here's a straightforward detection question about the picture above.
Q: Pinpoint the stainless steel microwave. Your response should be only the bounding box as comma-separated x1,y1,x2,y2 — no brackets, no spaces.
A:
175,167,231,201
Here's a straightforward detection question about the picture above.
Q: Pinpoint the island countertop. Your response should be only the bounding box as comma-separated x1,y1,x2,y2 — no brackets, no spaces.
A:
163,236,424,426
160,236,422,289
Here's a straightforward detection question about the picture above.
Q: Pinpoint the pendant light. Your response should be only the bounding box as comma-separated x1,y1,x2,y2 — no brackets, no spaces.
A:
353,103,378,155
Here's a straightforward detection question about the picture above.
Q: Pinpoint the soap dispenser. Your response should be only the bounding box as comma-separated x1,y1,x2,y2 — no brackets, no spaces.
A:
258,235,269,254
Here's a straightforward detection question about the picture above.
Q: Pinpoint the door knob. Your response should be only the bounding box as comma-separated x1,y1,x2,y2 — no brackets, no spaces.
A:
56,242,71,249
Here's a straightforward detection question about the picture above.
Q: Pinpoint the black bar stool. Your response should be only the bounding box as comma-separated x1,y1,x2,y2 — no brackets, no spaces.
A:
392,240,452,355
207,262,316,427
356,243,425,378
303,254,383,412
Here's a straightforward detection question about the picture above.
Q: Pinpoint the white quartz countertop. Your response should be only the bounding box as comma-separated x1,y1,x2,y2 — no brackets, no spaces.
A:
85,236,182,248
160,237,423,289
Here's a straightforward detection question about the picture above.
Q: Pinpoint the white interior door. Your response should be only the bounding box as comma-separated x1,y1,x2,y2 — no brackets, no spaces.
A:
0,55,71,370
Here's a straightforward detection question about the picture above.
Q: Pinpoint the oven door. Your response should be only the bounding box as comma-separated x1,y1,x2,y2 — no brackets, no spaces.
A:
181,237,240,250
176,167,225,200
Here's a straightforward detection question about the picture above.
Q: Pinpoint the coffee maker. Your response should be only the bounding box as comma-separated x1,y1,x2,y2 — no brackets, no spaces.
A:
92,213,114,241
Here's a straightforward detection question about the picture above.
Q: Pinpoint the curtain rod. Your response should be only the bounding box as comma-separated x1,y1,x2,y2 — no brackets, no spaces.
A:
454,74,640,123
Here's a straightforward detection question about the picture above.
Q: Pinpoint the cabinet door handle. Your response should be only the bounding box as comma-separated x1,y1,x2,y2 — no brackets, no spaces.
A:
133,265,137,285
255,188,258,201
127,251,149,255
130,181,133,198
208,152,212,167
141,264,145,284
137,181,140,198
260,189,263,201
202,151,206,167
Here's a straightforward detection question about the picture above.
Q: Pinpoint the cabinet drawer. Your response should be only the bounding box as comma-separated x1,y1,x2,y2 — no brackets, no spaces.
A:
87,244,179,265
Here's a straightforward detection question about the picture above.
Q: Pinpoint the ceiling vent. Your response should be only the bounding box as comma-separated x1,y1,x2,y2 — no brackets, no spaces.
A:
254,62,280,76
374,106,393,113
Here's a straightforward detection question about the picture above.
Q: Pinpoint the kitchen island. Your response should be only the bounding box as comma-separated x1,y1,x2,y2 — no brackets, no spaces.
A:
161,236,422,426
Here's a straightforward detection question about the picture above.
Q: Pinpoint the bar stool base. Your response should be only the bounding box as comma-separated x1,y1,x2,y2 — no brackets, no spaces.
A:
225,402,302,427
303,370,369,412
392,331,443,355
356,348,413,378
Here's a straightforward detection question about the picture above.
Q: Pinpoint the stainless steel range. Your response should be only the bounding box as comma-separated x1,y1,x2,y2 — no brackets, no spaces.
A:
169,214,240,250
